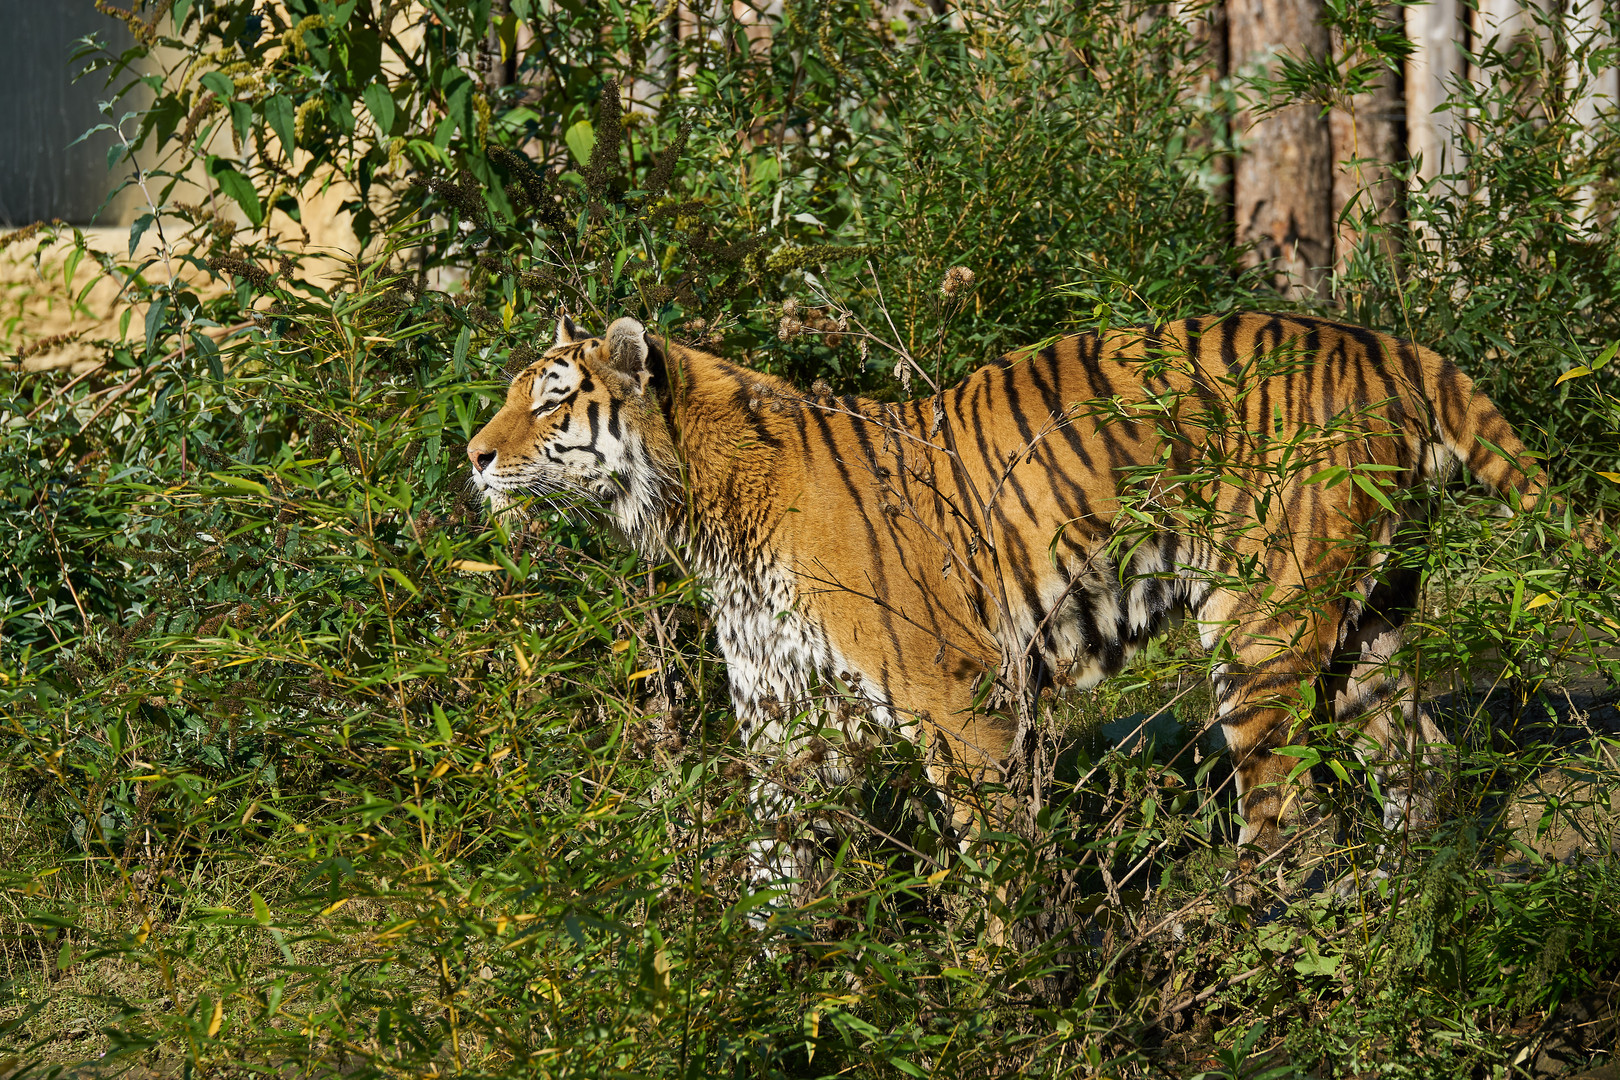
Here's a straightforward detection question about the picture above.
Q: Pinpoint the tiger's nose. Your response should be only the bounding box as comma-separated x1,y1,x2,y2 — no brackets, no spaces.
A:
469,446,496,471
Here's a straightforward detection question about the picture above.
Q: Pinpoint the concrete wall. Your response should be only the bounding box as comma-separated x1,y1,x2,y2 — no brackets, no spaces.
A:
0,2,142,228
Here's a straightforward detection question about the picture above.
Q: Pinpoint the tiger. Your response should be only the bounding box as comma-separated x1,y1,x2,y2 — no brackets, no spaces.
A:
465,310,1540,904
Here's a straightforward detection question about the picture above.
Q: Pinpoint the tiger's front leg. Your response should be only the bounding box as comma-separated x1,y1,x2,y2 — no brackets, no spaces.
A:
734,698,847,932
742,774,819,928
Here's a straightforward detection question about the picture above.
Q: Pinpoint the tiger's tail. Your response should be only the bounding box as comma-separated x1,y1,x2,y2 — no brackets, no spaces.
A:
1415,346,1542,514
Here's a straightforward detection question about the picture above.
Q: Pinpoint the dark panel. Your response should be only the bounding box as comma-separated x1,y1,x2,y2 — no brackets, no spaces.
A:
0,3,137,226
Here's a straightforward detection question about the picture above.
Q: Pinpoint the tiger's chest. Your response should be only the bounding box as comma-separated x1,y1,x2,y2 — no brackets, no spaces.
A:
698,541,906,760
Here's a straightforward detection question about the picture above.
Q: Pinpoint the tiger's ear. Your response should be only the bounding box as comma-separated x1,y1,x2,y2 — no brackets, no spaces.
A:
554,313,581,346
605,316,652,387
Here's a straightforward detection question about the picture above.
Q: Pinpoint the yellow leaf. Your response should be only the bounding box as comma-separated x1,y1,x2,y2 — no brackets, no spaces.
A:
1524,592,1557,611
1598,472,1620,484
321,897,350,916
627,668,659,681
497,12,519,64
926,867,950,886
1555,366,1592,386
449,559,501,573
263,604,302,635
207,997,223,1037
610,639,632,653
429,758,451,779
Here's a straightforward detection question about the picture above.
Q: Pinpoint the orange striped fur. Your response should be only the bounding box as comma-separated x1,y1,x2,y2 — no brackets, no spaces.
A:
468,312,1537,892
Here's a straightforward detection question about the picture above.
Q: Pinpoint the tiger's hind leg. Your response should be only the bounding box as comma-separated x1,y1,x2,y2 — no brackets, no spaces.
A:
1327,565,1450,836
1201,585,1343,884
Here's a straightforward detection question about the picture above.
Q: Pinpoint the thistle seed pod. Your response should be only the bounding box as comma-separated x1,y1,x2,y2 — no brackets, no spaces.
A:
941,265,975,297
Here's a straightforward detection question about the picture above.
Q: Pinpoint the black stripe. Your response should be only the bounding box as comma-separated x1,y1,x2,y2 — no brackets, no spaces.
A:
1025,345,1099,517
1220,314,1242,376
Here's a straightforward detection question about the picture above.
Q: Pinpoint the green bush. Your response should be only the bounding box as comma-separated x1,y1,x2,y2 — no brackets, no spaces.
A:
1,0,1618,1076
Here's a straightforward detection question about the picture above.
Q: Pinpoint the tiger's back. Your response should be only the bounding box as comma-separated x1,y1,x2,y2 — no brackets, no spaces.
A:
766,314,1530,773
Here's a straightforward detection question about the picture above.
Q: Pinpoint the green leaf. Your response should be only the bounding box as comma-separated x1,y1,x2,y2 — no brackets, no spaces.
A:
263,94,295,156
207,156,263,226
192,330,223,381
565,120,595,166
1351,471,1395,513
1294,949,1342,977
383,567,420,597
250,889,271,926
1257,924,1298,952
199,71,235,101
453,325,471,370
443,73,474,140
230,99,253,147
144,295,168,355
63,244,84,290
129,212,154,258
362,81,395,136
208,473,270,496
729,889,785,920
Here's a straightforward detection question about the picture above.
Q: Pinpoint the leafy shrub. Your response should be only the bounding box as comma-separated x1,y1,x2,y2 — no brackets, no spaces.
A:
1,0,1617,1076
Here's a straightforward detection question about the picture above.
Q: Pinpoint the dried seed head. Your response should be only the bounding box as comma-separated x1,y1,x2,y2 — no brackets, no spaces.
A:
941,265,975,297
822,314,848,349
0,221,47,252
17,331,84,360
519,268,555,291
781,297,799,317
208,255,271,289
777,315,803,341
180,92,219,145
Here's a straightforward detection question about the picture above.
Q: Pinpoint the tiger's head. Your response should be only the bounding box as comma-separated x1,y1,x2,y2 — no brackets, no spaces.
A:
466,314,677,544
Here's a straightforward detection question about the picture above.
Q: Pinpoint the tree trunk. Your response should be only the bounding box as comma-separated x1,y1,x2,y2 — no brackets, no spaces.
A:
1330,8,1405,276
1405,0,1465,189
1228,0,1336,299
